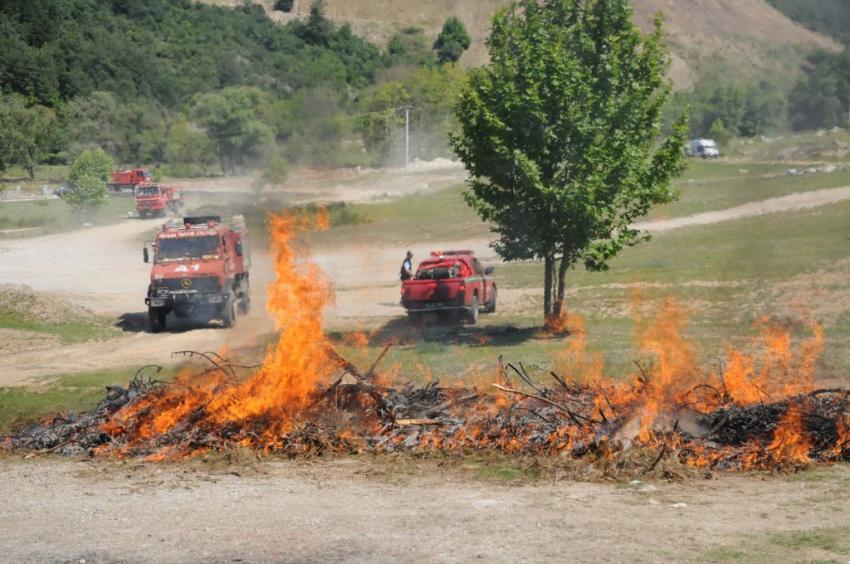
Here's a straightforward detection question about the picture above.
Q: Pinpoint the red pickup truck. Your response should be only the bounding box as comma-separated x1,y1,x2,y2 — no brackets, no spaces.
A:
401,250,497,324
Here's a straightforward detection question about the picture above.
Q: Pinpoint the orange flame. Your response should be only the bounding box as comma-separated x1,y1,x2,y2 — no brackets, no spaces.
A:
100,210,334,454
767,408,812,465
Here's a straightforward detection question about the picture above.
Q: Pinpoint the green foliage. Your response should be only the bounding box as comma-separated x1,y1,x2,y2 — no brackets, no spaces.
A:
357,66,465,163
788,46,850,131
65,147,113,220
387,27,436,68
452,0,687,317
164,115,217,176
63,174,108,219
767,0,850,43
67,147,114,185
0,0,389,174
273,0,295,12
434,17,471,64
668,76,786,138
358,83,411,162
707,119,732,147
297,1,335,47
191,87,275,174
0,95,61,179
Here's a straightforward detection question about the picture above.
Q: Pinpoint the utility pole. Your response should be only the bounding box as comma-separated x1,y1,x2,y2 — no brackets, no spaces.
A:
402,105,412,170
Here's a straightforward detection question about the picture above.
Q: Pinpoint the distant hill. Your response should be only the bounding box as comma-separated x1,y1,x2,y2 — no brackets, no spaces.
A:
767,0,850,44
206,0,839,89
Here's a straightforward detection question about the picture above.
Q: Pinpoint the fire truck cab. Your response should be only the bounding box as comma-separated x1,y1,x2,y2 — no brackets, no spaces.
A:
144,215,250,332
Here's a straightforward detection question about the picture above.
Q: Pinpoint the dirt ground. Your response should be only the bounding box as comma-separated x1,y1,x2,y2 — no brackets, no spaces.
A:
1,456,849,562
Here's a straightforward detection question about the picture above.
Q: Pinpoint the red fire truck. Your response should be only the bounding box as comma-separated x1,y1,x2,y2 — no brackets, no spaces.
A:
143,216,251,332
107,168,151,193
135,184,184,218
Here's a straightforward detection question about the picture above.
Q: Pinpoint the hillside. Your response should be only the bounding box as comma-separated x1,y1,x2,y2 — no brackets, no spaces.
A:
208,0,839,88
767,0,850,43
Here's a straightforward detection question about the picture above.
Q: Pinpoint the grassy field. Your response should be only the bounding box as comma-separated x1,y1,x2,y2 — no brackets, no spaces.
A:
0,196,135,233
321,162,850,385
0,367,176,434
309,159,850,249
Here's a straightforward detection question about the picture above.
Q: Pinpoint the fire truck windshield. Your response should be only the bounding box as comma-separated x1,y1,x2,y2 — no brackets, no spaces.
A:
137,185,160,197
157,236,220,261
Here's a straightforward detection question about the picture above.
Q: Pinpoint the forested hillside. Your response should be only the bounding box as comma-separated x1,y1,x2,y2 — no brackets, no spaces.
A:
767,0,850,43
0,0,461,176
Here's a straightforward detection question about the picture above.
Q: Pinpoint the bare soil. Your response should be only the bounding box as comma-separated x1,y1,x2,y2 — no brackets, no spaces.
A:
211,0,838,88
1,456,848,562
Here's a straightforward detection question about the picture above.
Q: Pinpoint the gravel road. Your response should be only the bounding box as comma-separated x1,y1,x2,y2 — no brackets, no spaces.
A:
1,458,848,563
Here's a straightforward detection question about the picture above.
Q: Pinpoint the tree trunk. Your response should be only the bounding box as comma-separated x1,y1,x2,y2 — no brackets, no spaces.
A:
553,255,569,317
543,253,554,317
218,144,227,176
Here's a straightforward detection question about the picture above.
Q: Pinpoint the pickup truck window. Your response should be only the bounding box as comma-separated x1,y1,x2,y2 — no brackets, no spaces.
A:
415,260,469,280
472,258,484,276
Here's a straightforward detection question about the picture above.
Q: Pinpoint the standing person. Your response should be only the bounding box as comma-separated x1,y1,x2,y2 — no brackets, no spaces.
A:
400,251,414,281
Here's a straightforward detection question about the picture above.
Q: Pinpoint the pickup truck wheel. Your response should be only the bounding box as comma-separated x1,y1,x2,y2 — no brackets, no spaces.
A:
149,308,166,333
484,287,497,313
222,295,236,328
466,296,479,325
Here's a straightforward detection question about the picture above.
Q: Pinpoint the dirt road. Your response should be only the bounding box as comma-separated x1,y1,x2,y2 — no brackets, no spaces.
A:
1,458,848,562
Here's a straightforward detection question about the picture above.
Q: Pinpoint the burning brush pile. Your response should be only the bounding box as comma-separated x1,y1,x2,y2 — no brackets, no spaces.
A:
5,212,850,473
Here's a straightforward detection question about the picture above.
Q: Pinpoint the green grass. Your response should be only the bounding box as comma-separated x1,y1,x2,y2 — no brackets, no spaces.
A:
500,200,850,288
650,164,850,220
0,196,135,233
705,526,850,562
317,163,850,382
726,129,850,162
311,160,850,249
0,367,175,434
0,314,113,343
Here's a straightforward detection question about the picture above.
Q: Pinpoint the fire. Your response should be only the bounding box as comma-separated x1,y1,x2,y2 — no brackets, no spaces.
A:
99,210,335,456
766,407,812,465
17,221,838,473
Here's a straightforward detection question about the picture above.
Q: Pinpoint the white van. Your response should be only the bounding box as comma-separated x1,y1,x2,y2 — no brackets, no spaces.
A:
686,138,720,159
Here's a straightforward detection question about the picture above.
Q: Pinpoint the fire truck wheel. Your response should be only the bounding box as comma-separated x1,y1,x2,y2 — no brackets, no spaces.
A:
222,295,237,328
238,295,250,315
466,296,479,325
149,308,166,333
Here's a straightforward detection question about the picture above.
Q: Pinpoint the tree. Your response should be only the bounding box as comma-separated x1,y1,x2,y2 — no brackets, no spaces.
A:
0,95,59,179
386,27,435,67
707,119,732,147
64,148,114,221
788,46,850,131
299,0,334,46
64,174,108,221
451,0,687,321
357,82,410,163
191,87,274,174
433,17,471,64
165,115,218,176
273,0,294,12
